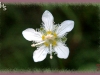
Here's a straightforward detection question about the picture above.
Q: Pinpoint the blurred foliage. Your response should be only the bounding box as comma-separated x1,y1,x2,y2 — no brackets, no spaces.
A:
0,4,100,71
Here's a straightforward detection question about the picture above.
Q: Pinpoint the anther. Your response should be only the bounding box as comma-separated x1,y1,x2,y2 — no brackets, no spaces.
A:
31,44,36,47
50,55,53,59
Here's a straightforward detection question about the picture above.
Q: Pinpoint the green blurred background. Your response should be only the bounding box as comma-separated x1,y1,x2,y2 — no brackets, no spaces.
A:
0,4,100,71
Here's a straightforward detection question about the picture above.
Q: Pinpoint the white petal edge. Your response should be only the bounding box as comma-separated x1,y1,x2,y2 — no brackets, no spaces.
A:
56,20,74,37
33,46,49,62
42,10,54,31
54,42,69,59
22,28,42,42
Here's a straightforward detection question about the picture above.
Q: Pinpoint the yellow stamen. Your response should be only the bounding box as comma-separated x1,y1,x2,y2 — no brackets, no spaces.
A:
42,35,45,40
53,33,57,38
52,40,57,46
47,31,52,34
44,42,49,47
42,31,58,47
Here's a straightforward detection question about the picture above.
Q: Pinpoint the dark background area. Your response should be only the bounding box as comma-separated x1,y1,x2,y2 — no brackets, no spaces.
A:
0,4,100,71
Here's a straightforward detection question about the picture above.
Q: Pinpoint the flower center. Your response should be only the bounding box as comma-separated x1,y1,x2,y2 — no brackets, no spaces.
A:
42,31,57,47
45,34,54,42
31,31,58,59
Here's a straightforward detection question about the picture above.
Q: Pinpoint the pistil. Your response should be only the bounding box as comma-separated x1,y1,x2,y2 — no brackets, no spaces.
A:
50,44,53,59
31,41,45,47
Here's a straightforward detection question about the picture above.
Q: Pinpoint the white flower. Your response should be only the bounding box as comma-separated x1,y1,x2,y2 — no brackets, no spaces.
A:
22,10,74,62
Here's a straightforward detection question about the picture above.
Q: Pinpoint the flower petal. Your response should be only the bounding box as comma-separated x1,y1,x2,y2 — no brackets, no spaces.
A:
33,46,49,62
42,10,54,31
54,42,69,59
22,28,42,42
56,20,74,37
